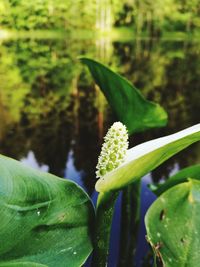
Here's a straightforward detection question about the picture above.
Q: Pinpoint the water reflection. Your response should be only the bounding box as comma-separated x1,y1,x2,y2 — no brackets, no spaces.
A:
64,148,85,190
20,150,49,172
0,35,199,266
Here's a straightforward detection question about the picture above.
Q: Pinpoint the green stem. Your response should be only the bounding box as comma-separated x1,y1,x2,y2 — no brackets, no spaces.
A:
91,191,118,267
118,181,141,267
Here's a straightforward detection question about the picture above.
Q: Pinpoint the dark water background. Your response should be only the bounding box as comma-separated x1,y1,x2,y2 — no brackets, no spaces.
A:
0,34,199,266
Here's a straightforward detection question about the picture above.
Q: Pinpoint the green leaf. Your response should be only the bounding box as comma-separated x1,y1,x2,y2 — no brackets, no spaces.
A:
0,155,94,267
145,179,200,267
152,164,200,196
0,262,47,267
80,58,168,134
95,124,200,192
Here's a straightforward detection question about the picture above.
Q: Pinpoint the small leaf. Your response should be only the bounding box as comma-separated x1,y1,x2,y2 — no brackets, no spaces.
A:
80,57,168,134
153,164,200,196
95,124,200,192
145,179,200,267
0,155,94,267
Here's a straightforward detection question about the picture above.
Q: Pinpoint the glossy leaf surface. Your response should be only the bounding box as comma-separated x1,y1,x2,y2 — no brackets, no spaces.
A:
0,155,94,267
145,179,200,267
80,58,168,134
95,124,200,192
152,164,200,196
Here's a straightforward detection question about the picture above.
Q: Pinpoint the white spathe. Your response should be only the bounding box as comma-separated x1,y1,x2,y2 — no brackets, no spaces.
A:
96,123,200,192
125,124,200,164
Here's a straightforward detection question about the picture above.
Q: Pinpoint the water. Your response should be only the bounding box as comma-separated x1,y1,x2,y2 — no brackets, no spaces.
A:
0,33,199,266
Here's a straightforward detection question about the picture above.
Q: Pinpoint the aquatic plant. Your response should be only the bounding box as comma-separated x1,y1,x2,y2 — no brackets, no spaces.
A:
0,59,199,267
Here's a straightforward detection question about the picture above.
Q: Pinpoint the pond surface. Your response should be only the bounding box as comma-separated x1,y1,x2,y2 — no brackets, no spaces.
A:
0,33,199,266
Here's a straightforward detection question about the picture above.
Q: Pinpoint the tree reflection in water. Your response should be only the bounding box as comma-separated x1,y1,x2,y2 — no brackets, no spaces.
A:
0,36,199,266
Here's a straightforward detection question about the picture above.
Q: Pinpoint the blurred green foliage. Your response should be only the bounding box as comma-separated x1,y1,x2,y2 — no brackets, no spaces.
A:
0,0,200,35
0,0,96,30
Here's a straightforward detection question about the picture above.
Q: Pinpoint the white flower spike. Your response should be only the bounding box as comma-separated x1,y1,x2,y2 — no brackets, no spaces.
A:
96,122,129,179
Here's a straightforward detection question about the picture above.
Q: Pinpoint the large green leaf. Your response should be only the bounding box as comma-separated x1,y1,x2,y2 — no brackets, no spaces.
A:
152,164,200,196
0,263,47,267
95,124,200,192
0,155,94,267
80,58,168,134
145,179,200,267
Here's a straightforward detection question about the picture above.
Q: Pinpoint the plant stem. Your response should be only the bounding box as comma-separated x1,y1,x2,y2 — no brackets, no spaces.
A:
91,191,118,267
118,181,141,266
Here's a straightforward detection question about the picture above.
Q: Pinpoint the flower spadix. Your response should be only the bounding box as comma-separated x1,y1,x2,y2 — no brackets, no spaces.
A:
96,122,129,179
95,123,200,193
